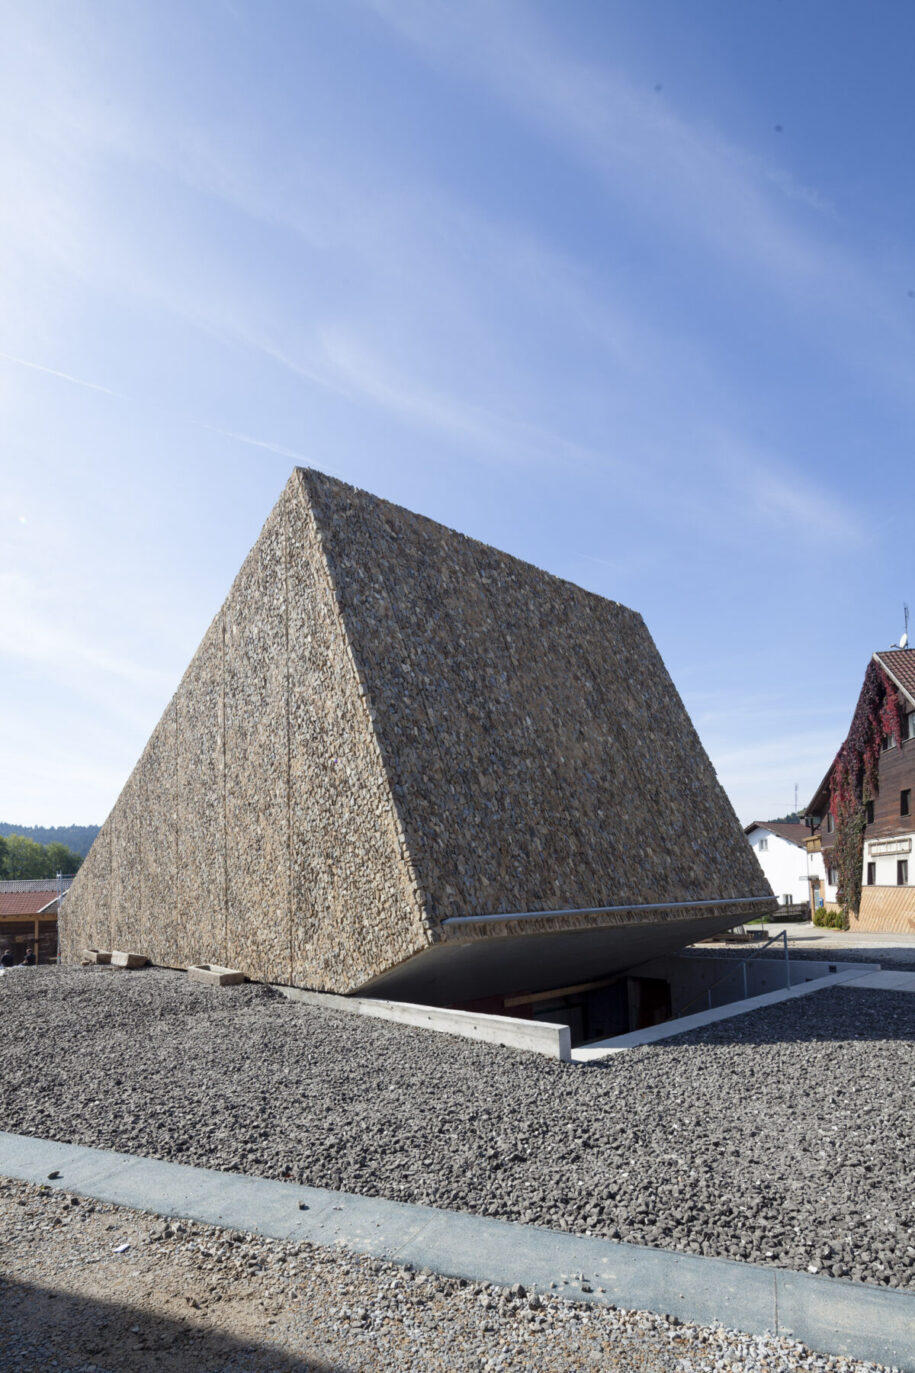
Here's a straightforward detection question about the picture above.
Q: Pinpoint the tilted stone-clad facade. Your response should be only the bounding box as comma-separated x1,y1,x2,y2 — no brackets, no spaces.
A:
62,469,773,998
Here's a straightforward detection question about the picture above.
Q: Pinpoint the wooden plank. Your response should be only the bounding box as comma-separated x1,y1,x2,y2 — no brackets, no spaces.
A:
505,974,623,1008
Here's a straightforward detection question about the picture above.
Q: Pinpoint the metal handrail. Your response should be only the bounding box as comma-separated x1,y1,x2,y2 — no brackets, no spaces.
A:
676,928,791,1019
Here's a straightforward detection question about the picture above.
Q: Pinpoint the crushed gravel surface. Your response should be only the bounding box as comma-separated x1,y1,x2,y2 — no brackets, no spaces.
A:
0,1177,898,1372
1,967,913,1293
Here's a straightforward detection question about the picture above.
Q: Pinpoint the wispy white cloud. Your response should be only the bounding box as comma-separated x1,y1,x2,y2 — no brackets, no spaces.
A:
194,421,349,475
0,350,120,396
708,728,840,826
0,0,906,833
707,429,868,548
366,1,822,281
317,327,550,465
367,0,913,364
685,687,848,824
0,729,136,827
0,571,172,709
0,2,863,546
0,345,327,473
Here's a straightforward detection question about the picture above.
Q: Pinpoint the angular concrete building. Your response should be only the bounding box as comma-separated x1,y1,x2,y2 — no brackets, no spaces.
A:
62,470,773,1008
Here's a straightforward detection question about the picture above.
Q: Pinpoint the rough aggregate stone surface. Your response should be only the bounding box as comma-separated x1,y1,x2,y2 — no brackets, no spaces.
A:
0,1178,895,1372
61,468,771,995
1,968,913,1297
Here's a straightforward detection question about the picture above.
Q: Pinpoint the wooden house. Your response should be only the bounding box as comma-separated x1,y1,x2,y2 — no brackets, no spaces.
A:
807,649,915,932
0,879,69,963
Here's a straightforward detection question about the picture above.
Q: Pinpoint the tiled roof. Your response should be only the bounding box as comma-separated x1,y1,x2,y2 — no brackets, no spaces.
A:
807,649,915,820
745,821,808,848
0,890,59,917
875,650,915,708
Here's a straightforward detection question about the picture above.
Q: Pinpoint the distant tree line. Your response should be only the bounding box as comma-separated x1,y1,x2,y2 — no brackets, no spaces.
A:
0,823,99,858
0,834,85,880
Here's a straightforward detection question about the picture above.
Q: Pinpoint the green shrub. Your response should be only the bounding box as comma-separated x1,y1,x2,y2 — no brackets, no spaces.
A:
813,905,848,931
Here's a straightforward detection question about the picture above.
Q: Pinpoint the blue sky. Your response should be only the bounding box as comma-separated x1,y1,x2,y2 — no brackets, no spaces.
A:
2,0,913,828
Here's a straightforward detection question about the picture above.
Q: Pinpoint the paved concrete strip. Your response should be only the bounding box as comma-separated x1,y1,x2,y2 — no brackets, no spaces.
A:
573,968,880,1060
761,922,915,955
273,985,571,1061
0,1132,912,1370
845,970,915,991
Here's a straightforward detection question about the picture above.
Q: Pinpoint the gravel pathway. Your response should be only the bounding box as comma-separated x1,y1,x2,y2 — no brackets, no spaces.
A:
1,967,913,1292
0,1177,898,1372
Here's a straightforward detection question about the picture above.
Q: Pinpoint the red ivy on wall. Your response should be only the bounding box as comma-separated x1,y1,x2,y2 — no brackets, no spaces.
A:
824,662,905,917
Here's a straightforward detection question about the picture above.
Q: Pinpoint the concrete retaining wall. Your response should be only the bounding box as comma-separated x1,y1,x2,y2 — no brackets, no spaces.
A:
274,985,572,1061
629,951,868,1018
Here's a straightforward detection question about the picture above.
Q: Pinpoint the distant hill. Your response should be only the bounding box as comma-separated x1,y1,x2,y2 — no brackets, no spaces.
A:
0,823,100,858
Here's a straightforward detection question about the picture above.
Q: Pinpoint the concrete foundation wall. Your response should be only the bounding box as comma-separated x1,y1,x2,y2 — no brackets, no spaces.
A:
630,952,858,1018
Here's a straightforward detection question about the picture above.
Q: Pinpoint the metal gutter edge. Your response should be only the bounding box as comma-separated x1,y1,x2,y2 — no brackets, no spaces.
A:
442,895,775,928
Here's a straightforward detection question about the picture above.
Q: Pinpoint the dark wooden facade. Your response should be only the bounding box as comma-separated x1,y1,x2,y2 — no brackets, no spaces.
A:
810,651,915,920
866,731,915,841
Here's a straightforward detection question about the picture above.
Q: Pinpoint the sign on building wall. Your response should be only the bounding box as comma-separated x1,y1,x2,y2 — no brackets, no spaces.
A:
867,838,913,857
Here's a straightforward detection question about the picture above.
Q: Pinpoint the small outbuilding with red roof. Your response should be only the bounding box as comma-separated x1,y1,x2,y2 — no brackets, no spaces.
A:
0,879,70,963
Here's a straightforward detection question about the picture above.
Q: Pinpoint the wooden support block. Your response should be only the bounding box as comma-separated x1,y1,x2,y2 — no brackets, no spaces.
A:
110,950,149,969
187,964,246,987
82,949,112,965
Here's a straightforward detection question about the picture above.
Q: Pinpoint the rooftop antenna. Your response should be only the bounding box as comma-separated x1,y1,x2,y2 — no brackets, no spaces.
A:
890,601,906,648
794,783,798,814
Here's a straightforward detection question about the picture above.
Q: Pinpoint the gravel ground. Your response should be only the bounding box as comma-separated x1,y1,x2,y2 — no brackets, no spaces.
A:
0,1177,899,1372
1,967,913,1293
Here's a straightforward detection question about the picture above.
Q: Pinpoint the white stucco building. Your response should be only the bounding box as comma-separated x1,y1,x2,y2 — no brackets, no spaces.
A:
745,821,836,911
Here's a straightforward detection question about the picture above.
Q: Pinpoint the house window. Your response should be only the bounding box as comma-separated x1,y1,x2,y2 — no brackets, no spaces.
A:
827,864,838,885
826,813,835,833
758,837,768,851
898,859,909,886
865,799,875,824
908,711,915,740
867,862,876,885
902,790,912,817
882,732,896,751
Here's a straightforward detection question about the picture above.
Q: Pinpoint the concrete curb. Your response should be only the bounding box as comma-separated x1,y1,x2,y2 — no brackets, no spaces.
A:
272,985,571,1060
0,1132,911,1369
